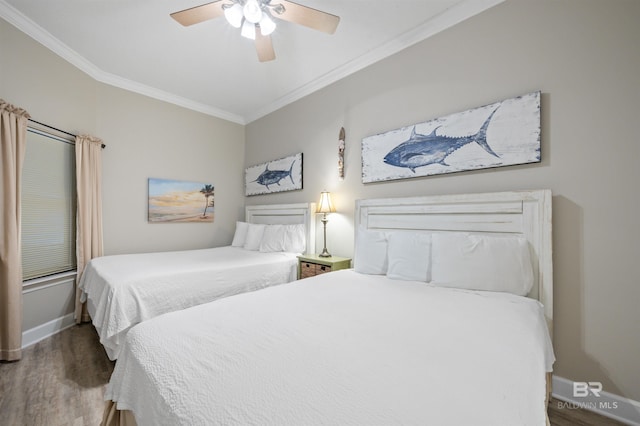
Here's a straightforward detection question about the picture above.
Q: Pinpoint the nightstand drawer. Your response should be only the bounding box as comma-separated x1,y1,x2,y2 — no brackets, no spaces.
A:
315,264,332,275
300,262,317,278
297,255,351,280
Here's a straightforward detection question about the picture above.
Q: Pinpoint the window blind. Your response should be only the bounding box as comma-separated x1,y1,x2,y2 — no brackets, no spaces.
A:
21,128,77,280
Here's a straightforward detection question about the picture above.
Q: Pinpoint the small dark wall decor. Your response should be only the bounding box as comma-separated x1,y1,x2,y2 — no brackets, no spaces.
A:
361,91,541,183
338,127,345,180
245,153,303,196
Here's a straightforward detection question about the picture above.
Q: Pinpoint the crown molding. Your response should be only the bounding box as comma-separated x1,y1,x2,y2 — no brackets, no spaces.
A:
1,0,502,126
96,71,246,124
245,0,505,123
0,0,246,124
0,0,101,80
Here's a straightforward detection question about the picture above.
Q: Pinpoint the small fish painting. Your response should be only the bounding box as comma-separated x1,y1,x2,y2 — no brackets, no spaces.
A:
245,153,303,196
362,91,541,183
254,161,296,189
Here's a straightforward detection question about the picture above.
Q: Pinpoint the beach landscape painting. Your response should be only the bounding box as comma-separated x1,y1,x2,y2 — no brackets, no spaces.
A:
148,178,214,223
361,91,541,183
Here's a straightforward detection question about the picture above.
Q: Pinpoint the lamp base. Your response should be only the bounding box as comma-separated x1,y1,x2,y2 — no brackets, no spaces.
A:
319,213,332,257
318,248,332,258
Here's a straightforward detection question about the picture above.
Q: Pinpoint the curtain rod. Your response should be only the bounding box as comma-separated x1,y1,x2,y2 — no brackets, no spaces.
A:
27,118,106,149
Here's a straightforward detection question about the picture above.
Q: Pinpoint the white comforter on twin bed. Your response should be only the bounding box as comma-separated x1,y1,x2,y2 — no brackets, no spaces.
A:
79,246,298,360
106,269,555,426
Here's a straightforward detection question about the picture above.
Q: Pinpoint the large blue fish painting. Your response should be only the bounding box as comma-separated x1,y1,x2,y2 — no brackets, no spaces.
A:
384,108,500,173
253,160,296,190
361,91,541,183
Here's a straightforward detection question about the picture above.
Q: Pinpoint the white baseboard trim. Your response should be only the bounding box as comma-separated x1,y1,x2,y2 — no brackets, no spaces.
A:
552,375,640,425
22,312,76,349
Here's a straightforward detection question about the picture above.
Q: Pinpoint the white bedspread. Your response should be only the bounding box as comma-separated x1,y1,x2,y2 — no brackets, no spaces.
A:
79,246,297,360
106,269,554,426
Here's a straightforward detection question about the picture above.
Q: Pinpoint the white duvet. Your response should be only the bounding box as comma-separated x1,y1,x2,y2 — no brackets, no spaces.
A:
106,269,554,426
79,246,298,360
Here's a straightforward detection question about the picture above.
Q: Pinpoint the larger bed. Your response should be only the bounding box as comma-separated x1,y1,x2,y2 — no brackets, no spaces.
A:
79,203,315,360
102,190,554,425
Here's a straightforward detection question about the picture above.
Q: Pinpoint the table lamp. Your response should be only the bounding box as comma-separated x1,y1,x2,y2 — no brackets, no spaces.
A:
316,191,335,257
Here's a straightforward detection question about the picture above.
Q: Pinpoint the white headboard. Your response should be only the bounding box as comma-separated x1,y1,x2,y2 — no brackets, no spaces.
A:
355,190,553,334
245,203,316,255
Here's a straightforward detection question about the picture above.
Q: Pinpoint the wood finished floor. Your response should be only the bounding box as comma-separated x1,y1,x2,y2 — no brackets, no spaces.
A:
0,324,114,426
0,324,627,426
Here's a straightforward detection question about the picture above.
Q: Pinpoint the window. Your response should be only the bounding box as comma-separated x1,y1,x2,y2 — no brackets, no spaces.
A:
21,128,77,281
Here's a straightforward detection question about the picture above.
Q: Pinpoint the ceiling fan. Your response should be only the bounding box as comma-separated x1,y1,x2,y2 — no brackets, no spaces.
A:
170,0,340,62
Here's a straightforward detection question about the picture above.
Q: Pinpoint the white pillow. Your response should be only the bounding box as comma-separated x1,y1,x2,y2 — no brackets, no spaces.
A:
283,224,306,253
431,233,534,296
259,225,286,252
231,221,249,247
353,228,388,275
386,232,431,282
243,223,266,251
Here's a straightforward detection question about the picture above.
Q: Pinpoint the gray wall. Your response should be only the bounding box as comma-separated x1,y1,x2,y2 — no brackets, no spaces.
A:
96,84,245,255
1,17,245,331
245,0,640,402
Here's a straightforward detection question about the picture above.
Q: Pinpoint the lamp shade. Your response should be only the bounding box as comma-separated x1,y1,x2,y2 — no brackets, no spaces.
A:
241,19,256,39
316,191,336,214
259,13,276,36
243,0,263,24
224,3,243,28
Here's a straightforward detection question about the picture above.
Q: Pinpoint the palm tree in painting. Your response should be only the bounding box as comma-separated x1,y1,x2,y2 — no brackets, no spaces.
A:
199,184,214,218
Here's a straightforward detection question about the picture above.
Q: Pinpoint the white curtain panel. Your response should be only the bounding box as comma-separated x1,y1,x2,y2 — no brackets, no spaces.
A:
74,134,104,323
0,99,30,361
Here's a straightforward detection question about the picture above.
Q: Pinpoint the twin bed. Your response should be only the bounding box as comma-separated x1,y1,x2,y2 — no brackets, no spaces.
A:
79,203,315,360
95,190,554,426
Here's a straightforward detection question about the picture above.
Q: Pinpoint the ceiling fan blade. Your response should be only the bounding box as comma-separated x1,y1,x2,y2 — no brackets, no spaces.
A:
274,1,340,34
170,1,225,26
255,31,276,62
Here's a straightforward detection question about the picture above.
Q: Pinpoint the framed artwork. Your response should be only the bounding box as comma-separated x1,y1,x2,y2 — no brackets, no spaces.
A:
361,91,541,183
245,153,303,196
148,178,214,223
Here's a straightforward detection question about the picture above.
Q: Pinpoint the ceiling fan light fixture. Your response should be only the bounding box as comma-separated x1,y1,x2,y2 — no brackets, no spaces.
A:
243,0,263,24
223,3,244,28
170,0,340,62
259,13,276,36
241,19,256,40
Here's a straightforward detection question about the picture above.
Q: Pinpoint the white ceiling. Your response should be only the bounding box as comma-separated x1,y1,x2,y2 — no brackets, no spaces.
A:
0,0,502,124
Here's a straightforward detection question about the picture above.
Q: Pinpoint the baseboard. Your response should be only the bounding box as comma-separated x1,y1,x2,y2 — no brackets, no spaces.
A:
22,312,76,349
552,375,640,425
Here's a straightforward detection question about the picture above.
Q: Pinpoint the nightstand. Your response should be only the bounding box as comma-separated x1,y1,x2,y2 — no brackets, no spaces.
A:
297,254,352,279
